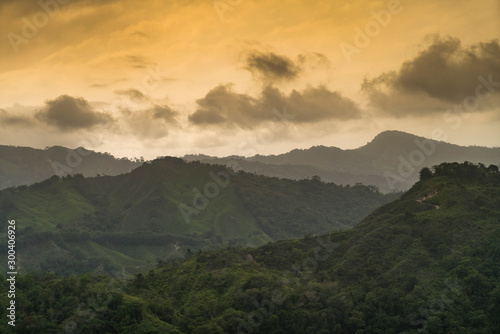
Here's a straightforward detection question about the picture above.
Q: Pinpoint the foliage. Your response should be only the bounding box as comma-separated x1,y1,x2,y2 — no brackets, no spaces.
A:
0,157,397,276
1,162,499,333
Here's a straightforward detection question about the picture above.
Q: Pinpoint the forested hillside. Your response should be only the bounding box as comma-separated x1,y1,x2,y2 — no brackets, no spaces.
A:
1,162,499,333
0,157,397,276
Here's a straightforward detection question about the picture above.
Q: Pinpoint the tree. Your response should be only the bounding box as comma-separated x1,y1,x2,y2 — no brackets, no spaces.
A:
311,175,322,182
419,167,433,180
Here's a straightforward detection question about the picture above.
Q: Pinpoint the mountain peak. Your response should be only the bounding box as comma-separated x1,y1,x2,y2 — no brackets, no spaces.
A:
369,130,421,144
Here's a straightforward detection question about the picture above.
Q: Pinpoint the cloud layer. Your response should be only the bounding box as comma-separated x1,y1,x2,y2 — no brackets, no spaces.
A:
35,95,111,131
122,104,179,139
363,36,500,116
245,51,301,82
115,88,148,102
189,84,360,128
0,109,34,127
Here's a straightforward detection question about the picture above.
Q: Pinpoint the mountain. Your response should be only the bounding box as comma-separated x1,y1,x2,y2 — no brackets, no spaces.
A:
0,157,398,276
0,145,141,190
2,130,497,194
184,130,500,193
2,162,499,333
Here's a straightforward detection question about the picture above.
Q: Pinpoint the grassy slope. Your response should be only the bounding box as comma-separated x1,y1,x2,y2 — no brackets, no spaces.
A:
0,157,396,276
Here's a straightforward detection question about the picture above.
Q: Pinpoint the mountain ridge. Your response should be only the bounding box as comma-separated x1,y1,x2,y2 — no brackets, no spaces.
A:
184,130,500,192
2,162,498,333
0,144,141,190
0,157,398,276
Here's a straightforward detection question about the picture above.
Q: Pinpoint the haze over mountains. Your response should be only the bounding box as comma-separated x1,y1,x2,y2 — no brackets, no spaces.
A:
186,130,500,192
1,135,499,332
2,131,499,194
0,145,140,190
1,0,498,332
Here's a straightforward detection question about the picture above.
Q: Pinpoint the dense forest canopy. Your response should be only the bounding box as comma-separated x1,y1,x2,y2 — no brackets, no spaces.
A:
1,162,499,333
0,157,398,276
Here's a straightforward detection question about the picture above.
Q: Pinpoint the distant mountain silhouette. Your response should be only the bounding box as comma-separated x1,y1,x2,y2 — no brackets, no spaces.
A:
0,145,141,190
2,131,499,193
184,130,500,192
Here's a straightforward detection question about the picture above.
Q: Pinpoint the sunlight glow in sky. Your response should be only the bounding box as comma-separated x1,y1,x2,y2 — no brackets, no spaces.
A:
0,0,499,159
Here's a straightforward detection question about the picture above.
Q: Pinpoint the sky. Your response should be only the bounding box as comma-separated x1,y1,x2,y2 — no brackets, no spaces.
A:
0,0,499,160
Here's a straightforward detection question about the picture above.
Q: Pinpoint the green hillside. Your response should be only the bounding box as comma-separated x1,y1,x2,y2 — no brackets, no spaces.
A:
0,157,397,276
1,162,499,333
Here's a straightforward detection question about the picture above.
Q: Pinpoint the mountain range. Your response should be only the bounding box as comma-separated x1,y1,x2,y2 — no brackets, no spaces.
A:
0,157,398,276
2,162,498,333
1,131,498,194
184,130,500,192
0,145,140,190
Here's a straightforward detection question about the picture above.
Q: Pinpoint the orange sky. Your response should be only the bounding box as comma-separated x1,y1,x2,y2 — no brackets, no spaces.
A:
0,0,499,159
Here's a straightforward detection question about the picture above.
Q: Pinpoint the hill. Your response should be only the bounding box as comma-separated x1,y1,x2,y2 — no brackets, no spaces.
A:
0,145,141,190
0,157,397,276
184,130,500,192
1,162,498,333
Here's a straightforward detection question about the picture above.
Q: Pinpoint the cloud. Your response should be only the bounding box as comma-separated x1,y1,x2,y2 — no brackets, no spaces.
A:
363,36,500,116
263,85,361,122
245,51,301,82
149,105,177,122
189,84,360,128
189,84,256,126
35,95,112,131
0,109,34,127
297,52,332,69
123,104,179,139
114,88,148,102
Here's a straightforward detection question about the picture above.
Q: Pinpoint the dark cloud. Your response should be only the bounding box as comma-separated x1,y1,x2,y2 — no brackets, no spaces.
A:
263,85,360,122
189,85,257,126
123,104,178,139
0,109,34,127
114,88,148,102
35,95,111,131
149,105,177,122
188,109,226,125
245,51,301,82
189,84,360,128
363,36,500,116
